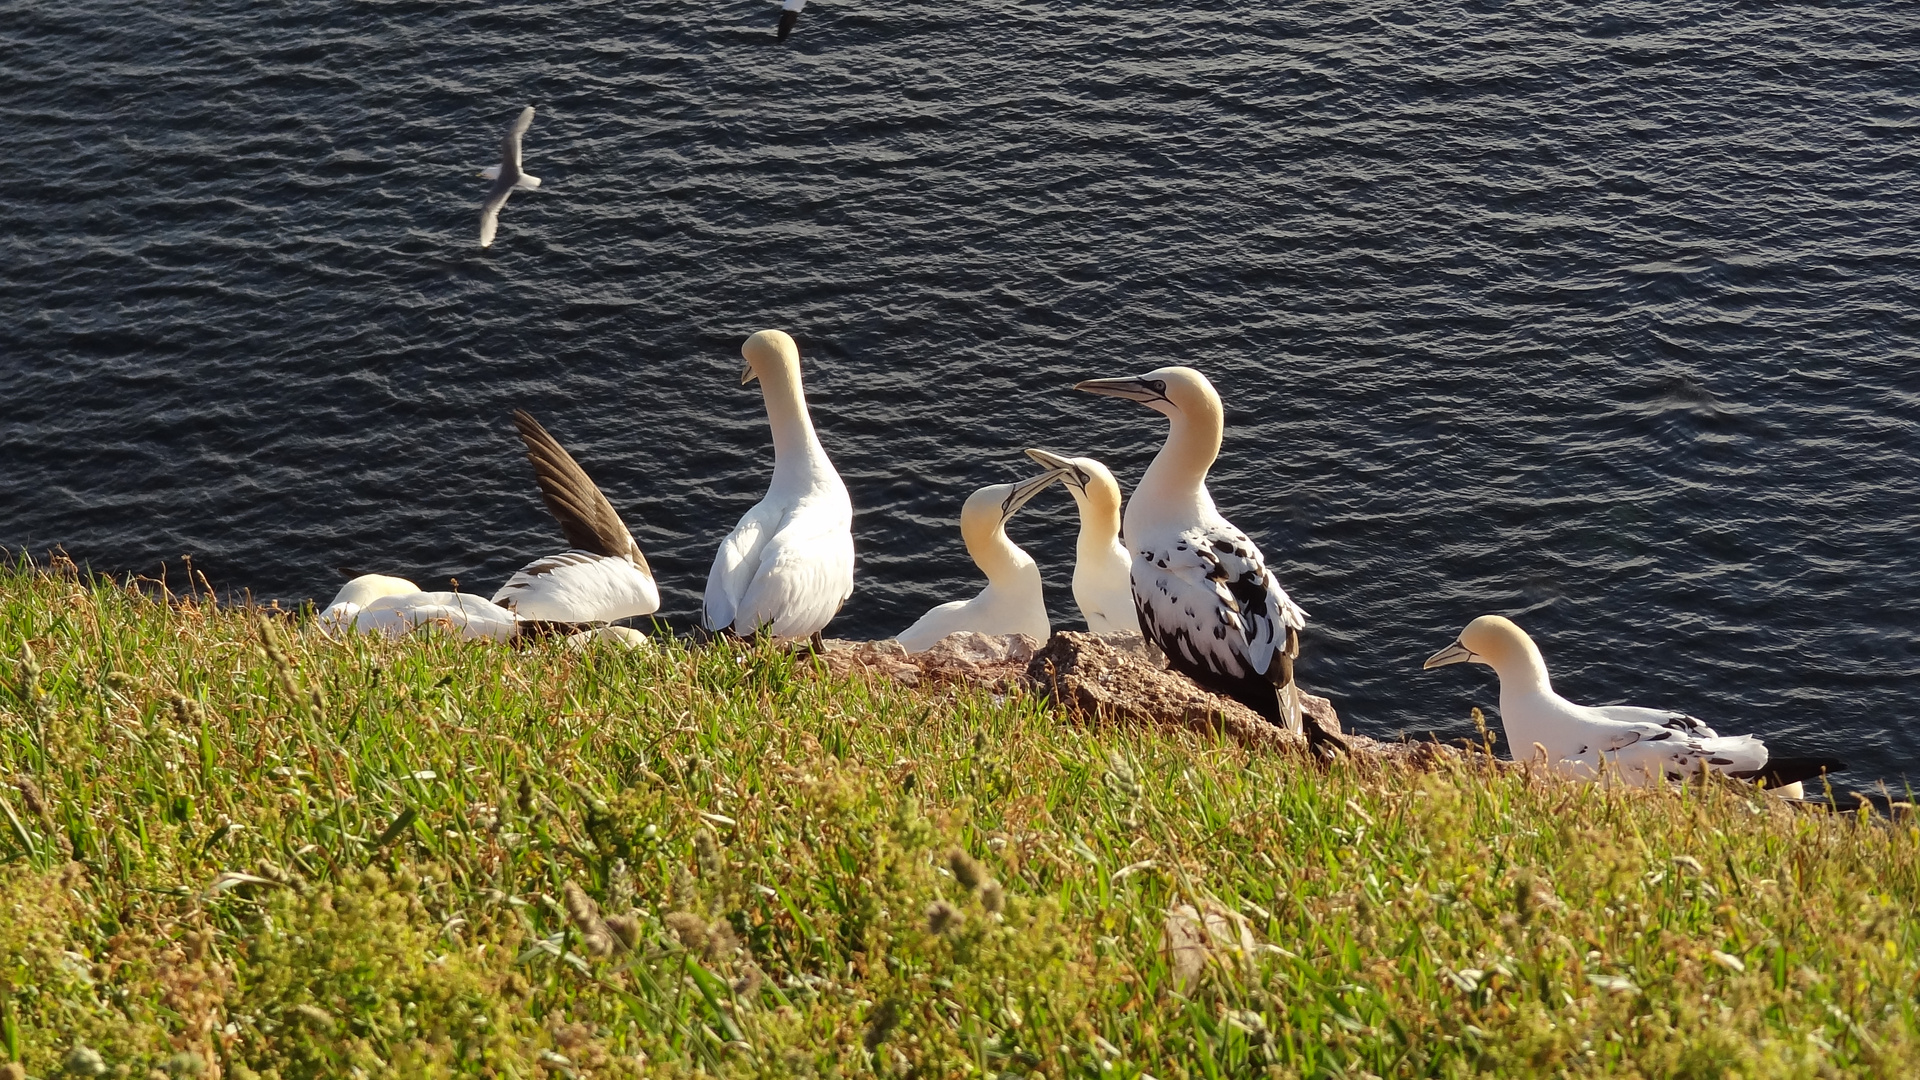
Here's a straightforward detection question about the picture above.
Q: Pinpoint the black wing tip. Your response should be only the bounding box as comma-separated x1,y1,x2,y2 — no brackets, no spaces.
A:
1730,757,1849,789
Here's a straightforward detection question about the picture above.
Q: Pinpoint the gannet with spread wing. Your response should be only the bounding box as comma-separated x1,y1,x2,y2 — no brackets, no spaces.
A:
1076,366,1345,757
1023,448,1133,635
490,410,659,625
1424,615,1842,795
703,330,855,641
895,465,1069,653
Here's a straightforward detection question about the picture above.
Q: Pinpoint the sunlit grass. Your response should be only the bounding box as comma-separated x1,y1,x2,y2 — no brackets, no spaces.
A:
2,557,1917,1078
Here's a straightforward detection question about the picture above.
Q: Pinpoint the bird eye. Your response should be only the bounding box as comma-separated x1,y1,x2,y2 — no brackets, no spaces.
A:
1146,379,1167,396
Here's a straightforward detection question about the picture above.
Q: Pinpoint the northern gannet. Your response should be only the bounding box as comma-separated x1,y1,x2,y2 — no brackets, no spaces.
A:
703,330,855,642
1023,448,1133,635
478,106,541,249
1076,366,1345,757
351,591,521,641
490,410,660,626
894,466,1069,654
1424,615,1843,795
319,574,421,631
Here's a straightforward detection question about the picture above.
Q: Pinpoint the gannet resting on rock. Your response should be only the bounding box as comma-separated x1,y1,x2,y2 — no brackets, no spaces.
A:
895,466,1069,654
319,574,421,631
490,410,659,627
477,106,541,248
703,330,855,642
1024,448,1133,635
1424,615,1844,795
1076,366,1346,758
351,591,521,641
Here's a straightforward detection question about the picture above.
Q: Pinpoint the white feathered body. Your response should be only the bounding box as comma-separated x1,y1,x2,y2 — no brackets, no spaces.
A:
492,549,659,623
349,591,521,641
1497,686,1767,786
705,472,854,640
897,555,1048,654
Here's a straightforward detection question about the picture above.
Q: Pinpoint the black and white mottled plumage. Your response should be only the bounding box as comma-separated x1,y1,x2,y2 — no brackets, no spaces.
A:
490,410,659,625
1077,366,1344,757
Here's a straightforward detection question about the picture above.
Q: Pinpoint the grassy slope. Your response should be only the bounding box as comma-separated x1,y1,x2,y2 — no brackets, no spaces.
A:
0,561,1917,1080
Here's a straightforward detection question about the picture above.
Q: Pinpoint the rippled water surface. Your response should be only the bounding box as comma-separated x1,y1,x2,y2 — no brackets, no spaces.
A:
4,0,1918,782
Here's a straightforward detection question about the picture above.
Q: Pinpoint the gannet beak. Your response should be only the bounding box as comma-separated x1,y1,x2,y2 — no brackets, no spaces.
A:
1074,376,1168,404
1024,448,1088,492
740,358,759,386
1001,468,1068,520
1423,640,1476,670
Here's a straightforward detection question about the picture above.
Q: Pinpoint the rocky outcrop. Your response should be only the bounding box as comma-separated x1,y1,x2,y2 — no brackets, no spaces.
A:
820,629,1457,766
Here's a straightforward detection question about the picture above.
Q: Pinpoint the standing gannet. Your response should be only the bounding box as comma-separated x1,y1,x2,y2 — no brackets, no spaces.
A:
319,574,421,631
477,106,541,248
703,330,855,642
1024,448,1133,635
1424,615,1844,794
895,466,1070,654
490,410,660,626
1076,366,1345,757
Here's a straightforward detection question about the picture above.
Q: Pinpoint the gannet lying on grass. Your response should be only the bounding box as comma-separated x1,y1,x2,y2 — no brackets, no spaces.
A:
319,574,421,630
1076,366,1345,757
1424,615,1844,795
704,330,855,642
1024,448,1133,635
895,465,1068,654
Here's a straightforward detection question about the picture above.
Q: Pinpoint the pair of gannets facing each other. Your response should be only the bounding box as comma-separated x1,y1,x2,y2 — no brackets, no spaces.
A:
895,464,1072,654
703,330,856,643
1076,366,1347,758
321,410,658,643
1425,615,1844,796
477,106,543,249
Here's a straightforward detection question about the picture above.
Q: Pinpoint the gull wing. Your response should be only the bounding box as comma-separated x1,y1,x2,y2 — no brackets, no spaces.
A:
1134,523,1302,680
510,410,646,567
478,178,515,247
500,105,534,177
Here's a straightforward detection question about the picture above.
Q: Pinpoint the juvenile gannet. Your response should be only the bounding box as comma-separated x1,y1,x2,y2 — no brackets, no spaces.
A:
319,573,421,631
490,410,659,626
1076,366,1345,757
1024,448,1133,635
477,106,541,248
351,591,522,641
703,330,855,641
1424,615,1843,794
895,467,1069,654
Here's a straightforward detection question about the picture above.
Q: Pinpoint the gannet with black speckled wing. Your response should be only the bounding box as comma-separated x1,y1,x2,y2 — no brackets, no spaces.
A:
703,330,855,642
1424,615,1843,795
894,465,1069,654
1023,448,1133,635
1076,366,1345,758
490,410,659,626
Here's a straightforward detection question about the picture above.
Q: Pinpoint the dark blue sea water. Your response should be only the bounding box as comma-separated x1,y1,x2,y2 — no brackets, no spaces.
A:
4,0,1917,786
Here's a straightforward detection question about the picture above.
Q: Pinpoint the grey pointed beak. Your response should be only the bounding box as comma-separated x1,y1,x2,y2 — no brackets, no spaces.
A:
1025,448,1088,493
1001,468,1068,520
740,358,758,386
1074,376,1165,403
1423,640,1476,670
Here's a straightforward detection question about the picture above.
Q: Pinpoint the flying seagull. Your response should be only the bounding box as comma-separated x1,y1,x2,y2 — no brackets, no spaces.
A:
478,106,542,248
